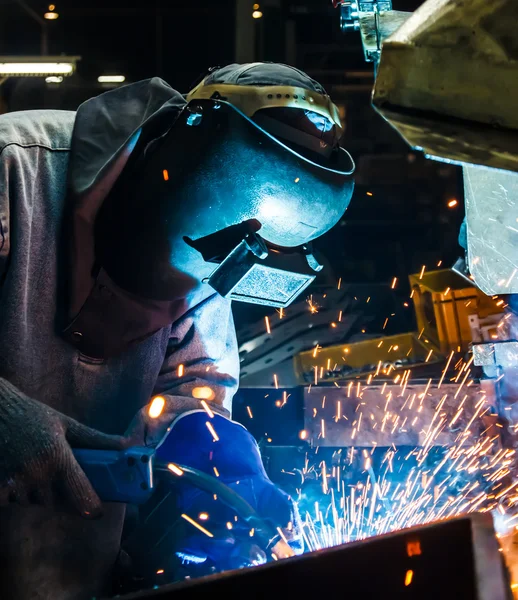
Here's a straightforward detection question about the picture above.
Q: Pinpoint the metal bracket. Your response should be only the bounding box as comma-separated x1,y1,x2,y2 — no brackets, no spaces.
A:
473,341,518,371
333,0,411,68
337,0,392,33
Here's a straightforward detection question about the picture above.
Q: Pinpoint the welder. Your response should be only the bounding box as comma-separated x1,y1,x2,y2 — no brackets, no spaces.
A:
0,62,355,599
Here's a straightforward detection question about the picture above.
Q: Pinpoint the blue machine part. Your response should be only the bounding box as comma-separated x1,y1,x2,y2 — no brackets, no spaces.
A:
73,446,155,504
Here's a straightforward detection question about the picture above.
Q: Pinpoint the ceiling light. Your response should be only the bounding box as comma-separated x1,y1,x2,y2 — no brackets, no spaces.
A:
98,75,126,83
252,10,263,18
45,75,63,83
44,4,58,19
0,57,79,76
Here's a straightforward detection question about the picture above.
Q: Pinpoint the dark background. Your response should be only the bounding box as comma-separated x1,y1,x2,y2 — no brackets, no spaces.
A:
0,0,465,325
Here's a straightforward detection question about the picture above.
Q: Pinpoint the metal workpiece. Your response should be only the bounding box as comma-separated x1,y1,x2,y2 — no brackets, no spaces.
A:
303,382,490,447
464,165,518,295
473,341,518,369
472,343,498,368
123,514,511,600
370,0,518,174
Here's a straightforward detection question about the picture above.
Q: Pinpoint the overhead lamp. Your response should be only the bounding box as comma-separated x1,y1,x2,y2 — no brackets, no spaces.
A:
252,10,263,18
0,56,79,77
98,75,126,84
44,4,59,19
45,75,63,83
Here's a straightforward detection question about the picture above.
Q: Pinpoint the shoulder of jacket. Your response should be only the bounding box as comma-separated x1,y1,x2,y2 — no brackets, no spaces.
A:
0,109,76,155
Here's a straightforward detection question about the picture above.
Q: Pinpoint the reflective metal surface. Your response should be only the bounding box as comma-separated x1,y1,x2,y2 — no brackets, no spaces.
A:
464,165,518,295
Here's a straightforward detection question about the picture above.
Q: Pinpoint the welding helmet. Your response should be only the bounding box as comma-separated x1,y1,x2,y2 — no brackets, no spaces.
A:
97,63,355,308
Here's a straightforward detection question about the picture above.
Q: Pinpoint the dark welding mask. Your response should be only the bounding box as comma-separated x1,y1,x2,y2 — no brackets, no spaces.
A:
101,82,355,308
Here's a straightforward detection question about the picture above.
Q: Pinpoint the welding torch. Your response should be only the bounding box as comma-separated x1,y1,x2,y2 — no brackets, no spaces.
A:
73,446,295,561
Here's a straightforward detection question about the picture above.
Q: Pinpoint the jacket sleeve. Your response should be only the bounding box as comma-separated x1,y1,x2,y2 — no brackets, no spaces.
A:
153,292,240,417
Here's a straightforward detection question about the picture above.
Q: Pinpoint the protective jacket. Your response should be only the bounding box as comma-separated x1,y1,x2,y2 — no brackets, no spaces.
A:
0,78,239,600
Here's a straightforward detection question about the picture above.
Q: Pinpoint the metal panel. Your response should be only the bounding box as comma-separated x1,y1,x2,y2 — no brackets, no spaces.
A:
464,164,518,295
303,382,490,447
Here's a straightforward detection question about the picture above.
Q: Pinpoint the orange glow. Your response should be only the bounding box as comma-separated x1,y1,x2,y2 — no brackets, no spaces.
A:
206,421,219,441
177,364,184,377
405,570,414,586
148,396,165,418
200,399,215,418
163,169,169,181
448,199,458,208
181,514,213,538
167,463,184,476
192,386,215,401
406,539,422,557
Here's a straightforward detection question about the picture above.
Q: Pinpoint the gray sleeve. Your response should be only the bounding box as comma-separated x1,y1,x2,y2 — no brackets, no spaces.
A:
152,293,240,416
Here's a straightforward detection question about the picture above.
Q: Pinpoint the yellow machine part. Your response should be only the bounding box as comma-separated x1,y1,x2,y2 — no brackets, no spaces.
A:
410,269,504,355
293,269,504,384
293,331,441,385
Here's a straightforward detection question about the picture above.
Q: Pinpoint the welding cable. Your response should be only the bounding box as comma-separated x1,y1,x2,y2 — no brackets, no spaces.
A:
155,462,295,559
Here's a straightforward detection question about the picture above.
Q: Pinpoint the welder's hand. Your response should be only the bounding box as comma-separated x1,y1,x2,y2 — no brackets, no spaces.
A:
154,411,304,568
0,378,128,518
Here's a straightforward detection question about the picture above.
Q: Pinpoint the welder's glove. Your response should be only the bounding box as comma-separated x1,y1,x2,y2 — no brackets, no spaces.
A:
0,378,128,518
154,411,303,570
